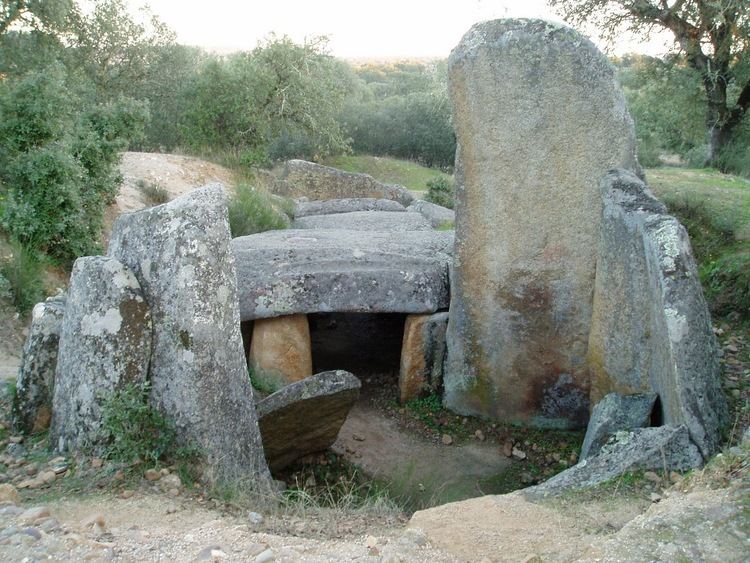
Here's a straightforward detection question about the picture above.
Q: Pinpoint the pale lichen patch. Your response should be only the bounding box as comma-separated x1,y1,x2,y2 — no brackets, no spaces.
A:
80,307,123,336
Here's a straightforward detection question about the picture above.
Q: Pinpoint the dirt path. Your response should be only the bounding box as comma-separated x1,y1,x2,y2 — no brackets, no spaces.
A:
333,403,511,505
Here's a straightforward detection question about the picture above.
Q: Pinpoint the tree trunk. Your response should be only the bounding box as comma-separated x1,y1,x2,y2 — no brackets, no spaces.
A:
703,79,733,169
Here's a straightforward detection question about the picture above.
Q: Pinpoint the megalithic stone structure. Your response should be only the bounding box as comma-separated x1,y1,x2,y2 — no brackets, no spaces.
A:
445,19,639,428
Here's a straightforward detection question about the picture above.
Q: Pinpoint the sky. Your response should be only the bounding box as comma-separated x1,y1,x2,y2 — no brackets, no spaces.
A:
128,0,673,59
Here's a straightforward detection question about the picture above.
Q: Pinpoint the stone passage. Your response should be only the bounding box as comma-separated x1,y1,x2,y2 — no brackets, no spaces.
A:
445,19,639,428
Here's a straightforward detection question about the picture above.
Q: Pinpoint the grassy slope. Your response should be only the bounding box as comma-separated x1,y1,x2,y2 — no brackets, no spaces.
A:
321,154,451,192
646,167,750,319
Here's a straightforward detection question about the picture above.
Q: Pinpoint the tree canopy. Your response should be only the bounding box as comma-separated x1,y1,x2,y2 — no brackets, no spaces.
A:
550,0,750,168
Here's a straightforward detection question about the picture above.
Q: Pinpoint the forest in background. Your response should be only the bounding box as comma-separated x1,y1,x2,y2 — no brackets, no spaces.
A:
0,0,748,318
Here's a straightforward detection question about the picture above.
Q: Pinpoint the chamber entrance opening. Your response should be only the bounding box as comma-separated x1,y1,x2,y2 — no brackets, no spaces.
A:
309,312,406,392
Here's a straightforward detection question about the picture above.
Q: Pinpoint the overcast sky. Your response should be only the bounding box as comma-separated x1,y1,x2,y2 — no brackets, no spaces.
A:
129,0,672,59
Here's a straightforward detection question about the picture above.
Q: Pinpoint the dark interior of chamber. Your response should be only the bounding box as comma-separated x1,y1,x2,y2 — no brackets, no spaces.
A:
308,312,406,381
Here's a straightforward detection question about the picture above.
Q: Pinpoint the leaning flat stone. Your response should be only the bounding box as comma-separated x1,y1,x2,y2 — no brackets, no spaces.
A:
444,19,639,428
232,229,453,320
524,425,703,499
12,296,65,434
295,198,406,218
51,256,151,454
580,392,657,459
109,184,271,486
407,200,455,228
276,160,414,206
588,170,728,458
256,370,361,471
292,211,432,232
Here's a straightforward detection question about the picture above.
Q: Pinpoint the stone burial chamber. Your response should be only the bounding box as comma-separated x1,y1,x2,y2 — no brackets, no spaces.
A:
231,228,453,403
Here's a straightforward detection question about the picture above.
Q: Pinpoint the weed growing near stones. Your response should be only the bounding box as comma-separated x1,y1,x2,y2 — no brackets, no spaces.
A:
100,382,176,465
228,183,288,237
136,179,170,206
425,176,454,209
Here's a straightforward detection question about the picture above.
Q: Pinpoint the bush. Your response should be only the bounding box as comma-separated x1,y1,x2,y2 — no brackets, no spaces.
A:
100,382,176,464
227,183,289,238
702,251,750,319
0,67,148,262
0,240,45,315
425,176,454,209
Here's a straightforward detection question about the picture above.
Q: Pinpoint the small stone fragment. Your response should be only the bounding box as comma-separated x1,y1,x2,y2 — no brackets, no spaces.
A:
0,484,21,504
441,434,453,446
248,512,264,525
90,458,103,469
474,429,485,441
502,441,514,458
512,447,527,460
643,471,662,483
20,506,51,523
649,492,662,503
254,548,275,563
144,468,161,481
119,490,134,500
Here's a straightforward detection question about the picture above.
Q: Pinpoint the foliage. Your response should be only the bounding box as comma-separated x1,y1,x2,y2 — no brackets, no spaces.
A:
0,66,148,261
227,183,288,238
425,175,454,209
100,381,176,464
340,61,456,168
180,35,353,162
550,0,750,168
0,239,45,315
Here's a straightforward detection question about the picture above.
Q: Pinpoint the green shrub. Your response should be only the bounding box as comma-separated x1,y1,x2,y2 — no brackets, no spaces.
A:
702,251,750,319
0,240,45,315
227,183,288,238
425,176,454,209
0,66,148,262
100,382,176,464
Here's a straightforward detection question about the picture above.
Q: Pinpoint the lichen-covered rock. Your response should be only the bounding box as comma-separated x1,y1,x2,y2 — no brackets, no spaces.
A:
108,184,272,485
524,425,703,499
232,229,453,320
445,19,639,428
50,257,151,453
12,296,66,434
249,314,313,390
399,313,449,403
276,160,414,206
588,170,728,458
407,200,455,228
256,370,361,471
294,198,406,218
292,211,432,232
580,392,657,459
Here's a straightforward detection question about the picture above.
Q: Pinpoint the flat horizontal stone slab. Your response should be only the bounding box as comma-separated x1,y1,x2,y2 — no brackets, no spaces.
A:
232,229,453,320
295,198,406,218
292,211,432,232
408,200,455,228
257,370,361,471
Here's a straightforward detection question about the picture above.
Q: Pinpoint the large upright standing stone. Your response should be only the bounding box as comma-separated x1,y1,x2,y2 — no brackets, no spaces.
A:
50,256,151,453
108,185,272,485
445,20,639,427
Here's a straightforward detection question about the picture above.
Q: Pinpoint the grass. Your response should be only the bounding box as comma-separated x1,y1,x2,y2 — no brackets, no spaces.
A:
646,167,750,320
227,183,290,238
321,154,452,193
